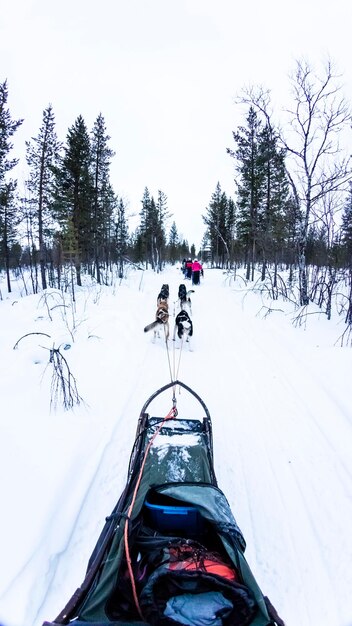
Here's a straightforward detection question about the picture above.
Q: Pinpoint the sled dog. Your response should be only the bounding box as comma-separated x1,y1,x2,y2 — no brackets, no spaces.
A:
144,302,170,341
157,284,169,306
178,283,194,313
173,309,193,344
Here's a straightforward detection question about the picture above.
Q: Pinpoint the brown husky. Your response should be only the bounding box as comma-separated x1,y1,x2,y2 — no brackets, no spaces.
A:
144,302,170,341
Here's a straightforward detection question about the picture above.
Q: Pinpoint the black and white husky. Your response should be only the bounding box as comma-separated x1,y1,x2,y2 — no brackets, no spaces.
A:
178,284,194,314
173,309,193,345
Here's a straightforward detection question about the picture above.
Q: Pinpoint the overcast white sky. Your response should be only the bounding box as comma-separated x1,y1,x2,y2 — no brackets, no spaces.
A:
2,0,352,247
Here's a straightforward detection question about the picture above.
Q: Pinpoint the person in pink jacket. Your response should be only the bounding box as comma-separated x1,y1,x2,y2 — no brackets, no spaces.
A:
191,259,203,285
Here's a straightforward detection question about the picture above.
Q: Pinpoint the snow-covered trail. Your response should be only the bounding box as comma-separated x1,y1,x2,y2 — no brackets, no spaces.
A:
4,266,352,626
187,269,352,626
128,266,352,626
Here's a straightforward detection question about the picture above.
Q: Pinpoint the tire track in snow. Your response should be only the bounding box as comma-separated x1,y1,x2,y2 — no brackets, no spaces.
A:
254,327,352,487
229,306,352,626
34,280,172,625
182,271,352,625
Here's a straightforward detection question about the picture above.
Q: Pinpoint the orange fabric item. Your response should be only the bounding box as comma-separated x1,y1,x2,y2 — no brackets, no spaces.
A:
168,556,238,581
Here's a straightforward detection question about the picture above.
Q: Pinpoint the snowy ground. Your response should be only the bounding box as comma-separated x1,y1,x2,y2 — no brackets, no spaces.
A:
0,265,352,626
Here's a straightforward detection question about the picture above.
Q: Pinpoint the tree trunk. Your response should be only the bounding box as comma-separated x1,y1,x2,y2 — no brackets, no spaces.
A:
6,262,11,293
298,246,309,306
75,257,82,286
38,178,47,290
346,269,352,326
273,255,278,289
251,239,256,281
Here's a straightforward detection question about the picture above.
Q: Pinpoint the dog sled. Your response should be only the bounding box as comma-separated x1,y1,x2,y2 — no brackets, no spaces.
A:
43,380,284,626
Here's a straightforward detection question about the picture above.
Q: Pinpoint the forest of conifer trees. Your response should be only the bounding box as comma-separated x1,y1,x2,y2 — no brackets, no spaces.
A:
1,60,352,338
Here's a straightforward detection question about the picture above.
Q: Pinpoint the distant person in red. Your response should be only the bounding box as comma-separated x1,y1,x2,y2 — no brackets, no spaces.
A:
192,258,203,285
185,258,193,279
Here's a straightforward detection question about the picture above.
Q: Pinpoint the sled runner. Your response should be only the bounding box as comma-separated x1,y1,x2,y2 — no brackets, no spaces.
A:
43,380,284,626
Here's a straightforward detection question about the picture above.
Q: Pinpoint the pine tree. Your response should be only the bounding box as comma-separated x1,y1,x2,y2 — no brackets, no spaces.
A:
179,238,190,260
341,184,352,267
102,183,117,272
149,196,159,270
227,107,266,279
139,187,152,268
341,189,352,326
115,197,128,278
257,124,293,280
0,80,23,292
155,190,169,271
0,182,18,292
58,216,79,291
202,182,234,268
25,104,61,290
232,87,304,281
168,221,179,264
53,115,93,286
226,197,236,266
138,187,168,270
90,113,115,283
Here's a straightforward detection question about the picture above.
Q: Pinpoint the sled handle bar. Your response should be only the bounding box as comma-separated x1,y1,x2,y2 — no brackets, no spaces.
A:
139,379,211,421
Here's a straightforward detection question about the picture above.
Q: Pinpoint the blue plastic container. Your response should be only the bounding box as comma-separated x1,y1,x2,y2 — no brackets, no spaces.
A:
144,499,203,535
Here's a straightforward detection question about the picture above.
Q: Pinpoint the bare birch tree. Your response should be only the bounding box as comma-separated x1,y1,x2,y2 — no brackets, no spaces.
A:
282,59,352,305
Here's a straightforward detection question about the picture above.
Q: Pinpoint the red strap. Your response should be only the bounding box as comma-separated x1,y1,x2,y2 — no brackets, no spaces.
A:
123,405,178,620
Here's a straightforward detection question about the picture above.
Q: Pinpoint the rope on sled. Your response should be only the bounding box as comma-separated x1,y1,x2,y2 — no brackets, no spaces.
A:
171,337,184,386
123,403,178,621
129,292,185,615
164,323,174,384
163,322,185,392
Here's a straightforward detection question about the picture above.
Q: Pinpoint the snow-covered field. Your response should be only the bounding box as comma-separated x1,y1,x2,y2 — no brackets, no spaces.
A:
0,265,352,626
